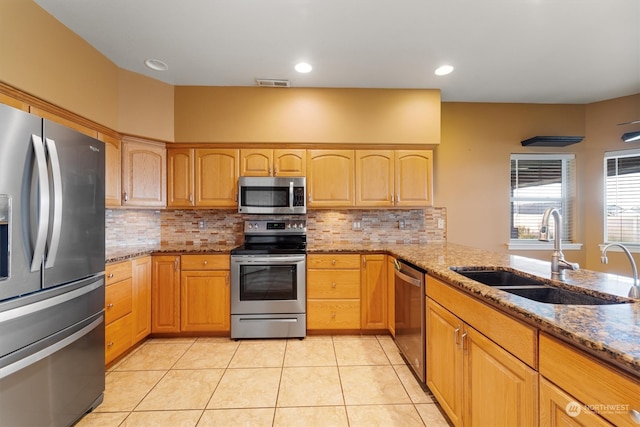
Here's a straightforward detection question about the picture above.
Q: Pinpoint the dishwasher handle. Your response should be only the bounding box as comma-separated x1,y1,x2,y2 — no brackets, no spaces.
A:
394,266,423,288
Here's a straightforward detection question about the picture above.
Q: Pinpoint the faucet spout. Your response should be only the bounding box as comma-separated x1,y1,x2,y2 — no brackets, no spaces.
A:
601,242,640,299
539,208,579,278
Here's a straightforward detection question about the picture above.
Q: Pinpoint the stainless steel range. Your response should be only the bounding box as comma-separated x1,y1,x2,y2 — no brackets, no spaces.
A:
230,220,307,339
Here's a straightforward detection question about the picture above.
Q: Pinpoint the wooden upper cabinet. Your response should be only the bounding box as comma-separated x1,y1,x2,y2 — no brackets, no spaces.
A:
274,149,306,176
307,150,355,208
240,148,306,177
195,149,239,207
356,150,394,207
121,138,167,208
100,132,122,208
395,150,433,207
167,148,195,207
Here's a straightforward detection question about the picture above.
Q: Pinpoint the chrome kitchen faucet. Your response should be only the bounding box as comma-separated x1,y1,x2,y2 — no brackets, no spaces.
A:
539,208,579,278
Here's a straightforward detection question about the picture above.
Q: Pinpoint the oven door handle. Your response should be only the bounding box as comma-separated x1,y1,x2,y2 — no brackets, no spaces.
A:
232,255,306,264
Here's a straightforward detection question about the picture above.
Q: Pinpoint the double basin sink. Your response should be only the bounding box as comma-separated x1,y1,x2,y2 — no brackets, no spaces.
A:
450,268,632,305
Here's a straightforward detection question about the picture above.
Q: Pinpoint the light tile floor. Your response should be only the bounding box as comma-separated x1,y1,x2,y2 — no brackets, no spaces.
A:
78,335,451,427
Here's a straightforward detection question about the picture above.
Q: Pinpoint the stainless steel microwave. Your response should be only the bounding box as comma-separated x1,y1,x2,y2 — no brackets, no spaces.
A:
238,176,306,214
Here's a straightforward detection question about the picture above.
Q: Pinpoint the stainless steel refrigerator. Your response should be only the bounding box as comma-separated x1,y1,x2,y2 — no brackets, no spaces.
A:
0,103,106,426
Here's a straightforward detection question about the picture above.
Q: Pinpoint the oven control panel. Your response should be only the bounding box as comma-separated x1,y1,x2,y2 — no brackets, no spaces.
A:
244,220,307,234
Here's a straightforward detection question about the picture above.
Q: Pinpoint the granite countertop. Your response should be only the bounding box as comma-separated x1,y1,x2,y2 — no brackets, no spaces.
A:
105,243,236,263
107,241,640,377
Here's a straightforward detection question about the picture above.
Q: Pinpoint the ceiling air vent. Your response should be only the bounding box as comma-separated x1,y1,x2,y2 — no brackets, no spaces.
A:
256,79,290,88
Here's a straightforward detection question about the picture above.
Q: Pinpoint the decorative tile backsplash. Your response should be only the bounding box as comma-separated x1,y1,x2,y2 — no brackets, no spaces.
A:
106,207,446,248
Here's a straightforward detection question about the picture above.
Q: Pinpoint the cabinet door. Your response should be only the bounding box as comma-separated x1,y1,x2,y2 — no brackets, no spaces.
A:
132,256,152,344
122,139,167,207
395,150,433,207
540,377,612,427
195,149,239,207
464,325,538,427
167,148,195,207
274,149,306,176
151,256,181,333
426,298,464,427
100,133,121,208
355,150,394,207
240,148,273,176
180,270,230,332
307,150,355,207
361,254,387,329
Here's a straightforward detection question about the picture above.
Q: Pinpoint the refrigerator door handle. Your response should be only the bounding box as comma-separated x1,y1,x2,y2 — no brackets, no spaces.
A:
44,138,62,269
30,135,50,273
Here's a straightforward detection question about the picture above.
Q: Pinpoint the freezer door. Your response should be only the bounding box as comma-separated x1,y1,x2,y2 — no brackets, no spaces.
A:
0,104,44,301
42,120,105,289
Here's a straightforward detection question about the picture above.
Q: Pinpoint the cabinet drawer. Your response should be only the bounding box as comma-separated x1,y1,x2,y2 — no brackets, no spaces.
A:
105,278,133,324
307,300,360,329
307,270,360,298
540,333,640,427
181,254,230,270
427,275,537,368
105,313,132,365
307,254,361,269
105,260,132,285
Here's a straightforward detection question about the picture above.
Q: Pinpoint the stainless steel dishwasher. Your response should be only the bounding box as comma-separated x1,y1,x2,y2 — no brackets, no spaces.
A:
393,259,426,383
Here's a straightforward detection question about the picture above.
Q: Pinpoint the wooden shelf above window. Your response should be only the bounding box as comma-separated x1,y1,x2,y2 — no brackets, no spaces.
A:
520,136,584,147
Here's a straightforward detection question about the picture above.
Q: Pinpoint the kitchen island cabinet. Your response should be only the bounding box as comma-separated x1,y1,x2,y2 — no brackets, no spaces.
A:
426,275,538,427
180,255,230,332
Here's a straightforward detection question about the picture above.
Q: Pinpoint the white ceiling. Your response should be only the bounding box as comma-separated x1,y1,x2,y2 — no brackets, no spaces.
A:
33,0,640,104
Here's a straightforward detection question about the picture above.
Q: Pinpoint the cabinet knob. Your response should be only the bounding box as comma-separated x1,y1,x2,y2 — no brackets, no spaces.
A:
331,259,336,265
123,192,128,202
108,273,114,278
107,341,114,348
331,282,337,288
203,260,208,265
189,193,194,204
331,312,336,318
107,303,114,309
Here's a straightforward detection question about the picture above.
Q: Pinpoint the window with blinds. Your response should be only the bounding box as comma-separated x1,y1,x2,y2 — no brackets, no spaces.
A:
604,149,640,245
510,154,575,242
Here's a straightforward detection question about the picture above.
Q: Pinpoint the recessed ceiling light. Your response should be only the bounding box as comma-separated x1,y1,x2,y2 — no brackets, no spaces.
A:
295,62,312,73
144,58,168,71
435,65,454,76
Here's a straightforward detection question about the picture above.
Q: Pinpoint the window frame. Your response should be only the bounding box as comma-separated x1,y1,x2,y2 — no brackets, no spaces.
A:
508,153,581,251
602,148,640,252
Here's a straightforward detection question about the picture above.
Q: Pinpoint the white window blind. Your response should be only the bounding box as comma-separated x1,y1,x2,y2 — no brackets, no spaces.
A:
604,149,640,245
510,154,575,242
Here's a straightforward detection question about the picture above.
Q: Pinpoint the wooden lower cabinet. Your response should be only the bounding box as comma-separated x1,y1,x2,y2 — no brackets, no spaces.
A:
131,256,152,344
387,256,396,336
151,255,181,333
539,333,640,427
307,254,361,330
360,254,387,329
427,284,538,427
540,377,613,427
180,255,230,332
105,260,133,365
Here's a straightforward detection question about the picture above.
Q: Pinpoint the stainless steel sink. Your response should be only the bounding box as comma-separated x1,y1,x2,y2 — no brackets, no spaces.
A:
450,267,631,305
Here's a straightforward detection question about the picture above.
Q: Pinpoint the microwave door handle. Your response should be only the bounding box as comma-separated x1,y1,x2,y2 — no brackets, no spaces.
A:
289,181,294,211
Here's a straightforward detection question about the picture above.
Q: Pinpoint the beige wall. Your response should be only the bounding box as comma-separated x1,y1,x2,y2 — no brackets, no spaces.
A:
174,86,440,144
118,69,174,141
0,0,119,128
581,94,640,274
437,102,587,263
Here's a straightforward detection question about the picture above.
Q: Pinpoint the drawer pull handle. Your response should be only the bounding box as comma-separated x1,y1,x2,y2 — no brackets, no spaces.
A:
203,260,208,265
331,259,336,265
332,282,337,288
454,326,461,347
461,331,468,352
630,409,640,423
107,303,114,309
331,312,336,318
107,341,114,348
108,273,114,278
